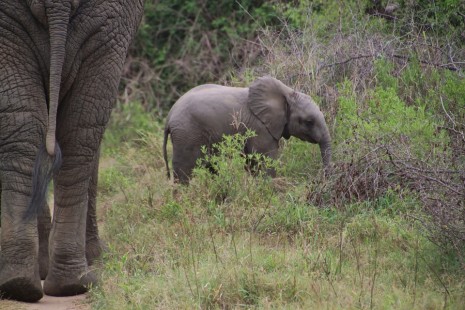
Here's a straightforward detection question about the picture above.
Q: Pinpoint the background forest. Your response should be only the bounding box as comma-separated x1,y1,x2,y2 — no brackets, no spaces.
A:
91,0,464,308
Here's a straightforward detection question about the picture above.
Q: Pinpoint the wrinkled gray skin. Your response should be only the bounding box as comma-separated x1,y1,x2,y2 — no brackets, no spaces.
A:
163,76,332,184
0,0,144,302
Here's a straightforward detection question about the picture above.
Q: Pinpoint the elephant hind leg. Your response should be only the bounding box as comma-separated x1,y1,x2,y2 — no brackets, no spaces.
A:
0,165,44,302
43,167,98,297
38,202,52,280
172,142,203,184
173,167,193,184
86,150,107,266
0,195,43,302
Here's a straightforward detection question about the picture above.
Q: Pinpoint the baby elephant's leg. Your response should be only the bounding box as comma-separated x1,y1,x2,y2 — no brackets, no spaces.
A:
172,142,203,184
246,135,280,177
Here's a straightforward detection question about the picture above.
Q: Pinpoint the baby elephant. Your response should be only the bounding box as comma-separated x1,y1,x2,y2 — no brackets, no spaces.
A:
163,76,331,184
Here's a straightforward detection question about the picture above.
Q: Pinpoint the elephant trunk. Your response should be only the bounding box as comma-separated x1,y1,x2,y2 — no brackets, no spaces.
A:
319,139,332,174
45,1,73,156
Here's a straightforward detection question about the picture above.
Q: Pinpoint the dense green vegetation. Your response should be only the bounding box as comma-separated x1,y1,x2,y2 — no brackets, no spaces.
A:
92,0,464,308
124,0,280,112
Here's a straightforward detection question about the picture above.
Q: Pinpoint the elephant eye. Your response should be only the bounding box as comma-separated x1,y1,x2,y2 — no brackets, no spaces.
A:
304,119,314,126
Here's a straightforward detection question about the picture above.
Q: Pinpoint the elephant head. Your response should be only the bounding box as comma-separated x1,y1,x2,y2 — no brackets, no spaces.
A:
248,76,332,172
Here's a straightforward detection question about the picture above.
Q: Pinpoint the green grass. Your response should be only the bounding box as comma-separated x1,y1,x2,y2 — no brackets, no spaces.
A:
89,104,464,309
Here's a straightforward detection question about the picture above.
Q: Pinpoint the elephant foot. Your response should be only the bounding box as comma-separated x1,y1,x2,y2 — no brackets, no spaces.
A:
86,237,107,266
0,260,43,302
43,266,97,296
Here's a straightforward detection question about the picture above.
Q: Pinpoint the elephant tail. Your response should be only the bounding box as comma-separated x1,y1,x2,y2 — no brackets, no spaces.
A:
163,125,171,179
25,143,62,220
45,2,73,157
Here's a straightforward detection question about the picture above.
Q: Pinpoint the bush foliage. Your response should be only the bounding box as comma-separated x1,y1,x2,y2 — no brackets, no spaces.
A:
124,0,280,112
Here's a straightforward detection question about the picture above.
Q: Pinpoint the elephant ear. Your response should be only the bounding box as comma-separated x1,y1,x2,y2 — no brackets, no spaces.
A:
247,76,293,140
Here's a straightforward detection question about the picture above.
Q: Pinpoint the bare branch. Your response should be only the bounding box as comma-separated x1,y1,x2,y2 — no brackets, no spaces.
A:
317,52,464,74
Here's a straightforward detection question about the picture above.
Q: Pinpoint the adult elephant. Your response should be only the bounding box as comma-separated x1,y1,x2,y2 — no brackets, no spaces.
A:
0,0,144,302
163,76,332,184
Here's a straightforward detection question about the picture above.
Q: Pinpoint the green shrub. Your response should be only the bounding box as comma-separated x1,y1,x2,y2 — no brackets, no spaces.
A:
374,58,398,90
278,138,322,180
192,130,277,207
382,0,465,43
336,79,448,158
441,70,465,119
